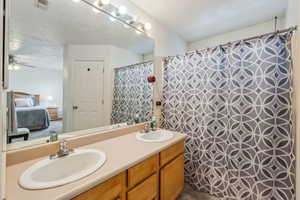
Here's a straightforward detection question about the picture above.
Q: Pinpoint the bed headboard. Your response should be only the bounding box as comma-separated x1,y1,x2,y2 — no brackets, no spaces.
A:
13,91,40,106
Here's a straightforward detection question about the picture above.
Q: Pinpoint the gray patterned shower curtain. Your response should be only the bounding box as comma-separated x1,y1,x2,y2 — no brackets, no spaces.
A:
111,61,154,124
161,32,295,200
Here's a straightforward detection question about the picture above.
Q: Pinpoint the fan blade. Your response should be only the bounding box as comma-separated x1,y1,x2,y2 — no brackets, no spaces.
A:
15,62,38,69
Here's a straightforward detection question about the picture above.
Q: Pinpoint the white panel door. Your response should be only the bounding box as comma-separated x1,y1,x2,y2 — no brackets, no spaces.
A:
72,61,104,131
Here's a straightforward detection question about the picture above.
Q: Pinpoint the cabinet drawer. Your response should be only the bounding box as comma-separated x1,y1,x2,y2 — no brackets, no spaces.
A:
127,154,159,188
160,154,184,200
127,174,158,200
72,172,125,200
160,140,184,167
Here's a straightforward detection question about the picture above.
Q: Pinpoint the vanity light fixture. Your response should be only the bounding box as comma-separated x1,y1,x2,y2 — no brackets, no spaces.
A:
81,0,151,35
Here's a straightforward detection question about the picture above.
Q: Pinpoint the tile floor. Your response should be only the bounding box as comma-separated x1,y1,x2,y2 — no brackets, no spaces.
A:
178,184,219,200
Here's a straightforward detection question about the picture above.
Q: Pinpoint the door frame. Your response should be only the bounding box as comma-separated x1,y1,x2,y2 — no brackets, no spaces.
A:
1,0,9,198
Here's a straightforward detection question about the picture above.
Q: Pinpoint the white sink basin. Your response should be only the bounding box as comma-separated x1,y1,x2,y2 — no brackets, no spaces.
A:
19,149,106,190
136,130,174,143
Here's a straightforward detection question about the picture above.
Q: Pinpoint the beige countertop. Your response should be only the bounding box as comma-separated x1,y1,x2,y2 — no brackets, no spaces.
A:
6,130,186,200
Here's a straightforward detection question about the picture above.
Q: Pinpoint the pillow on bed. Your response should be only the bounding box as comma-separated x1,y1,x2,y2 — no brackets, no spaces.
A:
15,98,34,107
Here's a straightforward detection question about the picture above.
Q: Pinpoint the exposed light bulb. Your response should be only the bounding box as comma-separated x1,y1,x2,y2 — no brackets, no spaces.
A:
109,11,116,21
144,22,152,30
118,5,127,15
8,64,13,71
14,65,20,70
72,0,80,3
101,0,110,5
92,1,100,13
48,96,54,101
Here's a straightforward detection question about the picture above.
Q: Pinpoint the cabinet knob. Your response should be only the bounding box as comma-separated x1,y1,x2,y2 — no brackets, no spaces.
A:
73,105,78,110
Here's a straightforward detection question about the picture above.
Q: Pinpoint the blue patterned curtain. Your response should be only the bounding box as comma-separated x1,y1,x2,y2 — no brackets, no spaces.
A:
111,62,154,124
161,32,295,200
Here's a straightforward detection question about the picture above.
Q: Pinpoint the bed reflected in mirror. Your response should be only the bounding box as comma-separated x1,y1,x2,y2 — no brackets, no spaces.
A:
6,0,154,149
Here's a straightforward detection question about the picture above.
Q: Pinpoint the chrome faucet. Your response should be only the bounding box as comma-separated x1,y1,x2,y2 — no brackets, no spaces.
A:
50,140,74,159
49,132,58,142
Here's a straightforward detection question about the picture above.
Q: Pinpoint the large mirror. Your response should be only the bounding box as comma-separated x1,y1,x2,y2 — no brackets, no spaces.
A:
6,0,154,149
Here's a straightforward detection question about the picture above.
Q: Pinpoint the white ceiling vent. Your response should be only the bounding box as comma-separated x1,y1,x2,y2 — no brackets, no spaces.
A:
35,0,49,10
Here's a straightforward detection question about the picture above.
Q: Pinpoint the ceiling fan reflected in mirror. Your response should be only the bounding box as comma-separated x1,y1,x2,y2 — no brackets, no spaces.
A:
8,55,38,71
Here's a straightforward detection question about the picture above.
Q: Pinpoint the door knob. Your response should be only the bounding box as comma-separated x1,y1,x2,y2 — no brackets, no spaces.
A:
73,105,78,110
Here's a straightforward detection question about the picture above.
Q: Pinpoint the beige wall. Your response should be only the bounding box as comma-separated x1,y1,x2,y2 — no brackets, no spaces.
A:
293,34,300,200
286,0,298,27
152,57,164,124
188,18,286,50
285,0,300,199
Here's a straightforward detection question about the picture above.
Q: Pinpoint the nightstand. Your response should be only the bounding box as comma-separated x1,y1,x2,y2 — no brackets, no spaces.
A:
47,107,59,121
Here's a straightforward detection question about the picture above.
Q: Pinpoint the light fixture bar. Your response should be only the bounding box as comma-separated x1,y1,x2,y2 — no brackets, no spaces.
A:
80,0,147,35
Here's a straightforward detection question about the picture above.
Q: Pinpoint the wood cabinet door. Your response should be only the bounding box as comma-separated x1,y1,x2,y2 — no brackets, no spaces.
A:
127,174,158,200
160,141,184,167
160,154,184,200
127,154,159,188
72,173,125,200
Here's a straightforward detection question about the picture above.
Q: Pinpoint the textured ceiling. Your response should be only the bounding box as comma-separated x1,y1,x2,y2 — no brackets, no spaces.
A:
10,0,154,70
128,0,288,42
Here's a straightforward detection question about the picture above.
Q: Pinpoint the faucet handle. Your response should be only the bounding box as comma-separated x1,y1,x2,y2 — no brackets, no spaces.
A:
59,139,65,145
50,139,73,159
59,140,67,149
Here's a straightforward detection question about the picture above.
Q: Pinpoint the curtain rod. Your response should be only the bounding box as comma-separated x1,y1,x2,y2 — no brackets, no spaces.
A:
114,60,153,70
183,26,298,56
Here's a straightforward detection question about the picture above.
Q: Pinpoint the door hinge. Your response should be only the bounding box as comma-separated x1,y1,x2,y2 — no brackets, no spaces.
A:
102,68,104,73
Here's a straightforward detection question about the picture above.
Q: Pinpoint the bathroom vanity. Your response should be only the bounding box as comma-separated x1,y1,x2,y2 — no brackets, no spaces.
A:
73,141,184,200
6,129,186,200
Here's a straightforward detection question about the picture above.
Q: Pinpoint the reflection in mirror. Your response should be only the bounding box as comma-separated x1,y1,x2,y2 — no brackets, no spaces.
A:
6,0,154,149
